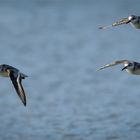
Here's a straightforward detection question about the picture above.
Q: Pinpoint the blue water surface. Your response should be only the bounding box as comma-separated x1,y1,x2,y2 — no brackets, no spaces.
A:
0,0,140,140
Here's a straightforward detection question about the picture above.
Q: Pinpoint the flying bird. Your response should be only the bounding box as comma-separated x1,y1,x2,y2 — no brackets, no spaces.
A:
99,15,140,29
0,64,27,106
97,60,140,75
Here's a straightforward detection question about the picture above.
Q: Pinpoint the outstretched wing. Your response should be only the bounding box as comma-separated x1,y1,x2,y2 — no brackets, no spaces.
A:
99,18,130,29
97,60,129,71
9,71,26,106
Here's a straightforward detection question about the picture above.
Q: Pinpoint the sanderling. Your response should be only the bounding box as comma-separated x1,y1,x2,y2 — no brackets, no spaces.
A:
0,64,27,106
97,60,140,75
99,15,140,29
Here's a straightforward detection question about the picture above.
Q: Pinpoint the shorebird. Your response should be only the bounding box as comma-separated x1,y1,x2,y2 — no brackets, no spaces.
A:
97,60,140,75
0,64,27,106
99,15,140,29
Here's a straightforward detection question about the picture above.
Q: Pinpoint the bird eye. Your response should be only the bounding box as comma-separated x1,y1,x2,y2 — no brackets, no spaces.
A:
132,17,136,20
128,63,132,67
129,15,136,21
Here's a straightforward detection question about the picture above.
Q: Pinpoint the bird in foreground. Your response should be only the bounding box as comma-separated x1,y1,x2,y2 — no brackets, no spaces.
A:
0,64,27,106
97,60,140,75
99,15,140,29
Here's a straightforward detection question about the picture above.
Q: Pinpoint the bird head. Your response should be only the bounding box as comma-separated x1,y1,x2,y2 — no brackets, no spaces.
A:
122,62,134,71
128,15,138,23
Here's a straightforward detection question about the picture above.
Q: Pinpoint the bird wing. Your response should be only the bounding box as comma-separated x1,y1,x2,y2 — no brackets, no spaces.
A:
9,70,26,106
99,18,130,29
112,18,130,26
97,60,129,71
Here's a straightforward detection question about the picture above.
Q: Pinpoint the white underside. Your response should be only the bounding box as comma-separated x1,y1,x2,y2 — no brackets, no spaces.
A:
126,69,140,75
131,23,140,29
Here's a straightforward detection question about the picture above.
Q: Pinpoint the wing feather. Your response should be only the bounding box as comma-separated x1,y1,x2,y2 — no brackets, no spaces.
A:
9,71,26,106
99,18,130,29
97,60,129,71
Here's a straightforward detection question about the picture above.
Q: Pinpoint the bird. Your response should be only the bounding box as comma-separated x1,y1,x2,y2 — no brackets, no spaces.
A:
99,15,140,29
97,60,140,75
0,64,27,106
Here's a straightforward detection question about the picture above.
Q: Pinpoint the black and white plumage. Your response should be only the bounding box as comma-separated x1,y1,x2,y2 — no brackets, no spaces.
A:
97,60,140,75
99,15,140,29
0,64,27,106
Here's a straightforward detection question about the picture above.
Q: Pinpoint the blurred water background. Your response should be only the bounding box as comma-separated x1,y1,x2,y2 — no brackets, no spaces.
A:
0,0,140,139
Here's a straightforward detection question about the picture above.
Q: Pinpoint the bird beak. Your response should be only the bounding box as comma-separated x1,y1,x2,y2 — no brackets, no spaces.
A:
121,66,127,71
126,20,131,24
127,17,133,23
127,16,134,23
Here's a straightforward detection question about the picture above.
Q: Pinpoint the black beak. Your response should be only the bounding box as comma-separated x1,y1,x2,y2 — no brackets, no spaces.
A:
122,66,127,71
126,20,131,24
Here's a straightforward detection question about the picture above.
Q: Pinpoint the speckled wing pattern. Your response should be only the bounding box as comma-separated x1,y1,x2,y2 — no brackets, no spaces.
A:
99,18,130,29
